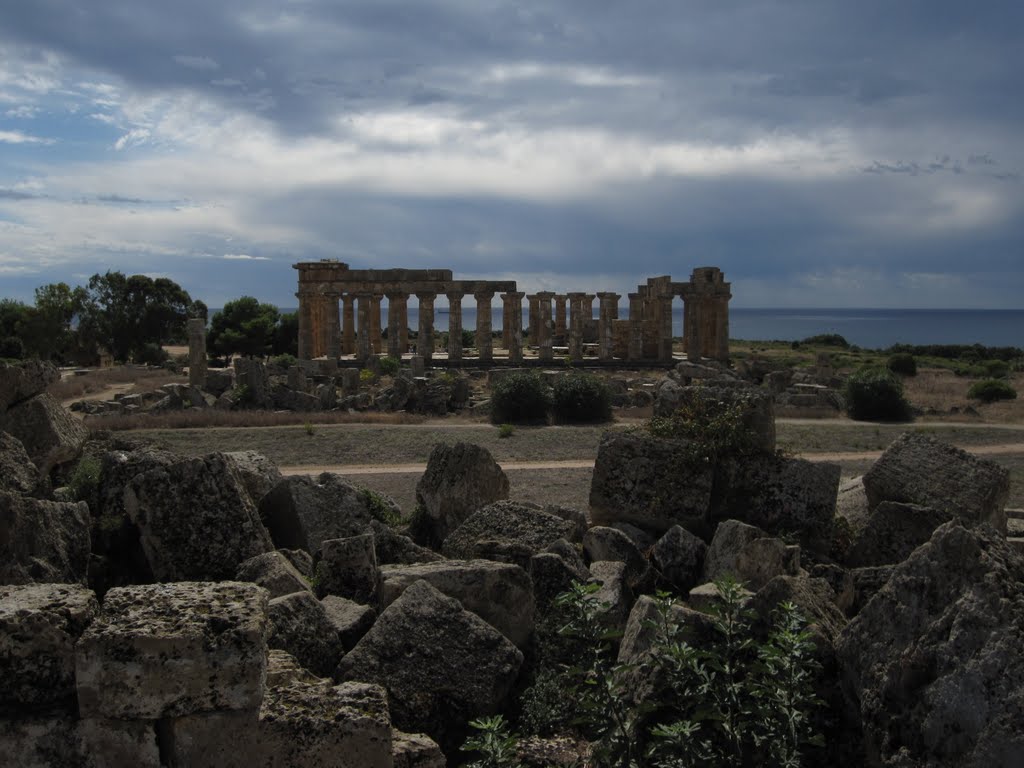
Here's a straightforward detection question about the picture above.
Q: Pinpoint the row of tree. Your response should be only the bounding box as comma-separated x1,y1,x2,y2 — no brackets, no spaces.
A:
1,273,297,364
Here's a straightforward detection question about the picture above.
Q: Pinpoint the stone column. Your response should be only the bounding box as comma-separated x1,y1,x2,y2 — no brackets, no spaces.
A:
341,294,355,356
597,292,620,361
658,293,674,362
527,294,540,347
416,292,435,362
187,318,207,386
536,291,554,362
684,295,701,362
447,291,463,364
386,293,406,359
566,292,584,362
298,293,314,360
627,292,644,361
504,292,524,363
397,295,409,354
356,293,372,362
475,290,494,363
325,294,340,359
370,295,383,354
715,295,730,362
501,294,512,349
554,295,567,345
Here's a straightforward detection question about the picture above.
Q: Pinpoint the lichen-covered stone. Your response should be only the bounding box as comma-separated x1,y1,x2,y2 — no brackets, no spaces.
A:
838,521,1024,765
224,450,284,507
588,560,634,633
336,579,522,751
380,559,535,647
320,595,377,651
268,590,343,678
163,679,392,768
124,453,274,580
0,431,39,495
0,716,160,768
701,519,769,583
0,393,89,474
441,500,576,566
0,583,97,713
236,550,311,598
76,581,269,719
411,442,510,547
392,730,445,768
316,533,382,604
863,432,1010,533
651,525,707,595
0,491,90,585
845,501,953,568
582,526,649,586
0,360,59,412
589,431,715,535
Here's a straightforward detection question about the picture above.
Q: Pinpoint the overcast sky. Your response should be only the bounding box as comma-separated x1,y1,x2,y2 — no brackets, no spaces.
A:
1,1,1021,309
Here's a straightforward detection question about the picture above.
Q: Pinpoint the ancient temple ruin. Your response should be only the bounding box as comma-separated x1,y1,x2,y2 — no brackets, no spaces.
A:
294,261,731,365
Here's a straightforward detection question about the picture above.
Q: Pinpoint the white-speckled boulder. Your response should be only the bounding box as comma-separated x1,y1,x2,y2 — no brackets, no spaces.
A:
862,432,1010,534
0,491,90,585
75,581,269,719
224,450,285,507
0,431,39,495
235,550,311,599
411,442,510,548
0,716,160,768
336,579,522,752
267,590,344,678
0,393,89,474
441,500,576,567
379,559,535,647
124,453,274,580
0,583,98,714
316,533,382,604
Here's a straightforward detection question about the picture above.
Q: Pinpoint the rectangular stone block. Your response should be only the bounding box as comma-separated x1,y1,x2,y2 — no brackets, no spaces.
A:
0,717,159,768
75,581,269,719
0,583,98,714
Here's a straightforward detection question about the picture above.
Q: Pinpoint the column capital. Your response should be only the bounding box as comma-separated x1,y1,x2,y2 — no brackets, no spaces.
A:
474,289,495,301
446,290,464,302
535,291,555,299
503,291,525,300
415,291,436,301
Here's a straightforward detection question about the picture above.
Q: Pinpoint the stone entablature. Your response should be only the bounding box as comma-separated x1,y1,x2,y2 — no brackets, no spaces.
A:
293,260,730,365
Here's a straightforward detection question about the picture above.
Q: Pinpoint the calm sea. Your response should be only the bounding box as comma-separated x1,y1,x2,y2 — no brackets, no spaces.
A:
276,306,1024,350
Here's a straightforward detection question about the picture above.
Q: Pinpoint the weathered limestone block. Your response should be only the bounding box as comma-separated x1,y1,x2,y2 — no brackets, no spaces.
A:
441,500,576,566
0,716,160,768
838,522,1024,766
321,594,378,651
259,473,385,555
0,359,59,412
316,533,382,604
862,432,1010,533
582,526,648,586
836,476,871,536
810,563,855,615
652,383,776,453
392,730,446,768
233,357,272,408
713,455,840,552
651,525,707,595
96,445,177,521
336,580,523,751
265,648,320,687
0,393,89,474
0,431,39,495
0,583,98,714
849,565,895,616
0,491,90,585
846,501,954,568
224,450,285,507
124,453,274,580
701,519,769,583
204,368,235,396
268,590,344,678
75,581,269,719
163,679,392,768
749,575,847,649
370,520,444,566
411,442,509,547
379,559,535,647
732,537,802,591
687,581,754,613
235,550,311,598
589,431,715,536
588,560,634,633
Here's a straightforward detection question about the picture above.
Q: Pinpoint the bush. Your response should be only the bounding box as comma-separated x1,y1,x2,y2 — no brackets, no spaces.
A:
982,359,1010,379
886,352,917,376
378,355,400,376
551,373,611,424
802,333,849,348
968,379,1017,403
0,336,24,359
359,368,376,384
490,371,550,424
270,353,298,369
67,455,102,510
135,342,169,366
646,388,766,463
843,366,911,421
497,423,515,438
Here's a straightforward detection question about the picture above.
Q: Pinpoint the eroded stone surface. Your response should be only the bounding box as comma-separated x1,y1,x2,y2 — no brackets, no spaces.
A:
441,500,576,566
0,491,90,585
76,581,269,719
0,393,89,474
320,594,377,651
0,431,39,495
651,525,707,595
267,590,343,678
236,550,311,599
0,360,60,413
845,501,953,568
224,450,285,507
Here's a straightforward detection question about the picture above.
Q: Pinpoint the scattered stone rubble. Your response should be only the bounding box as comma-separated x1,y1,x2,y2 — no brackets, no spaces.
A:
1,357,1022,766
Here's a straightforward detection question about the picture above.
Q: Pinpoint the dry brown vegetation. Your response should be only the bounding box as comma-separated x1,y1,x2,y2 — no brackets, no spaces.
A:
86,408,427,431
48,367,187,402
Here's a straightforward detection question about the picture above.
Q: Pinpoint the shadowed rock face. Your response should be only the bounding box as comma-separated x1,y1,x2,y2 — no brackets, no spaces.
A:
0,431,39,495
838,521,1024,766
441,499,576,567
0,491,90,585
336,579,523,752
0,360,60,413
0,393,89,475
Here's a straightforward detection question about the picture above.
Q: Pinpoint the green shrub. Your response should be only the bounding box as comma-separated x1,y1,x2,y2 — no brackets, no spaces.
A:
802,333,849,348
490,371,550,424
136,342,169,366
67,455,102,510
982,359,1010,379
359,488,404,528
551,373,611,423
843,366,911,421
646,388,765,463
270,353,298,369
968,379,1017,403
460,715,524,768
359,368,375,384
378,356,400,376
886,352,917,377
497,423,515,438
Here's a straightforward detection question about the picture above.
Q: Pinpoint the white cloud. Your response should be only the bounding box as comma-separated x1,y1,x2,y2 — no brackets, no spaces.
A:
0,129,53,144
480,62,657,89
223,254,270,261
114,128,151,150
173,55,220,71
5,105,38,118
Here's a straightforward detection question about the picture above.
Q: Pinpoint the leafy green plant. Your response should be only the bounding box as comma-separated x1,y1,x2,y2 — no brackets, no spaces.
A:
303,420,315,436
646,388,764,463
359,487,403,528
968,378,1017,403
359,368,376,384
497,423,515,438
490,371,551,424
460,715,524,768
886,353,917,377
67,455,102,509
271,353,298,369
982,359,1010,379
552,372,612,423
801,334,849,348
843,366,911,422
378,355,400,376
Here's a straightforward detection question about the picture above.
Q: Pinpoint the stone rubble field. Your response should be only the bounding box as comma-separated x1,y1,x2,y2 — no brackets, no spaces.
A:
1,358,1023,767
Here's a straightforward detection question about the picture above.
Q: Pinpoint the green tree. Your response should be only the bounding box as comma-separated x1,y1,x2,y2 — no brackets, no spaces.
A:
0,299,33,358
30,282,87,360
272,311,299,356
208,297,281,358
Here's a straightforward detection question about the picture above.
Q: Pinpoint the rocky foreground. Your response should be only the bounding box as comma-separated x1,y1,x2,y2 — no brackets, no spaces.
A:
1,359,1022,767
